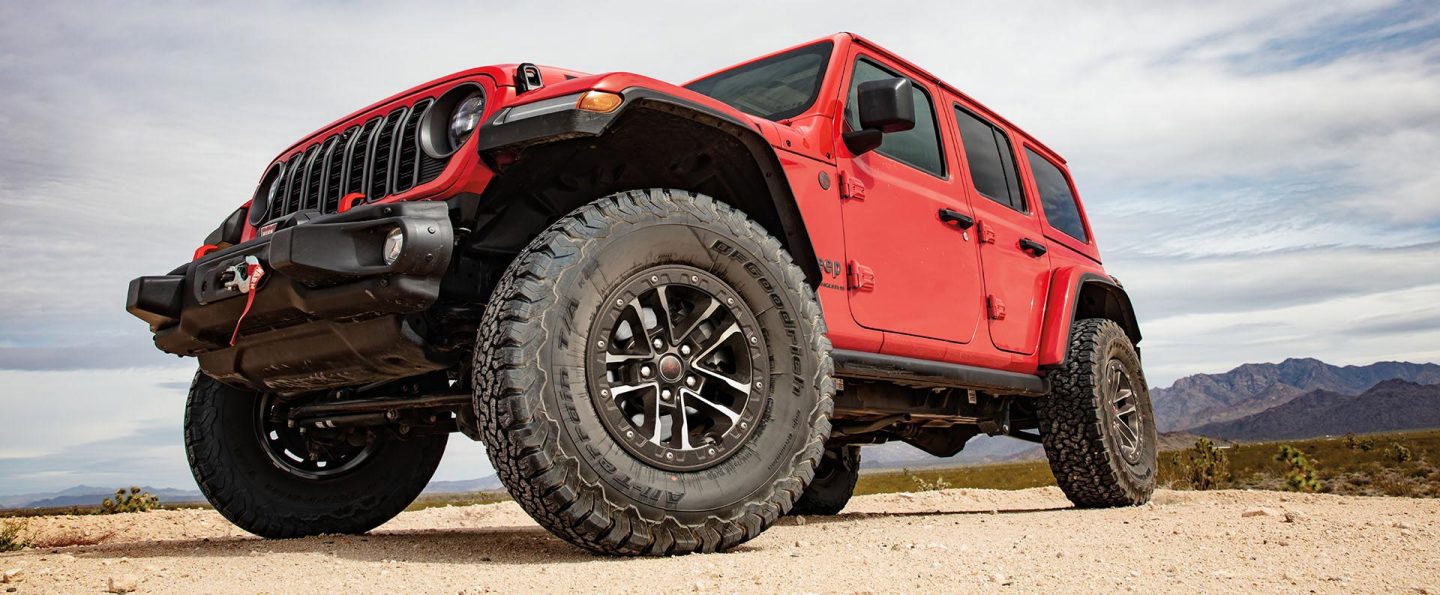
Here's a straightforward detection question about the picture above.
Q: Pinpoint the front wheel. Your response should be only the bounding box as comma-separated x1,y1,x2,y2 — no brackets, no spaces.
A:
1038,318,1157,507
184,373,446,538
474,189,834,556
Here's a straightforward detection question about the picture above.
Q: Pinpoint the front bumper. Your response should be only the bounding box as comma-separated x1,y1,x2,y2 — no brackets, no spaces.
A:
127,201,455,392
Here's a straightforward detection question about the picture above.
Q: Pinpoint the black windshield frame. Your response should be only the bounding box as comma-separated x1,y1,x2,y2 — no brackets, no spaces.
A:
684,41,834,122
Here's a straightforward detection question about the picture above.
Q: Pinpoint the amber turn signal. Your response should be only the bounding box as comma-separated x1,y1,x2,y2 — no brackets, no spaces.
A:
576,90,623,113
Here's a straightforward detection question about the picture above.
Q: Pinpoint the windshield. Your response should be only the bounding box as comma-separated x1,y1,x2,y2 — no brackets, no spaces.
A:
684,41,833,121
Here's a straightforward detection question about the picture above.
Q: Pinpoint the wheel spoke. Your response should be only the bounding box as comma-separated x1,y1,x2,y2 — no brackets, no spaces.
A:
694,366,751,395
683,388,741,425
1112,387,1133,406
668,395,692,451
674,295,721,345
654,285,675,344
692,322,741,364
609,380,656,399
1114,414,1139,446
604,352,652,364
626,299,662,352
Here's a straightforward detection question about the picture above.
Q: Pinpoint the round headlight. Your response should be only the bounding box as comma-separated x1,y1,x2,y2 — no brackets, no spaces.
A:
383,227,405,265
448,92,485,150
249,162,284,226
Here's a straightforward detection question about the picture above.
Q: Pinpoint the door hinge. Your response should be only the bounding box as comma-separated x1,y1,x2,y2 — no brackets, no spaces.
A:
987,294,1007,320
839,172,866,201
978,220,996,244
848,260,876,292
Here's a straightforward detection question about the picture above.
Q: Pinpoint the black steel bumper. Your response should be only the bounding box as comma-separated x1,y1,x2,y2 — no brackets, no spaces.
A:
126,201,455,392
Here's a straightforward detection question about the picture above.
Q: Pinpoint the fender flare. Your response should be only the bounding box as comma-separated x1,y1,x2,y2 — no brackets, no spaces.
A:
476,87,822,285
1037,269,1142,368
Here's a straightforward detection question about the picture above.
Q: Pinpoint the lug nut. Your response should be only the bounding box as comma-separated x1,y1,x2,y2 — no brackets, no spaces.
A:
640,365,653,378
680,345,692,356
685,376,697,388
653,338,664,350
661,389,673,401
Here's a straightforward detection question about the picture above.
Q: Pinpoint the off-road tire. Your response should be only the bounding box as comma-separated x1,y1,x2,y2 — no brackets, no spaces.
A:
1038,318,1157,507
474,188,834,556
184,372,447,538
789,445,860,516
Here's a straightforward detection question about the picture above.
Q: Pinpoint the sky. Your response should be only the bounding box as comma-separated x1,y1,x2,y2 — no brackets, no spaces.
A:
1,0,1438,495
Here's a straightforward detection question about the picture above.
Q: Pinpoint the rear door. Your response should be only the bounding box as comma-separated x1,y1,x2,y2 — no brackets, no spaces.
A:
837,53,984,344
949,103,1052,355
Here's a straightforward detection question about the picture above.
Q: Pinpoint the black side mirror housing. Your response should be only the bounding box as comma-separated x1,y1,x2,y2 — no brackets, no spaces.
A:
843,77,916,155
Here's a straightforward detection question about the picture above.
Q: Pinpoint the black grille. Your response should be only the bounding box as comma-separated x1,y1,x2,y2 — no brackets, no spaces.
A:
260,97,447,225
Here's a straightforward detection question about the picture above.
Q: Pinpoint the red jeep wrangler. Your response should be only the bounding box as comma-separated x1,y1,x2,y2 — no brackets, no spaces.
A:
128,33,1154,555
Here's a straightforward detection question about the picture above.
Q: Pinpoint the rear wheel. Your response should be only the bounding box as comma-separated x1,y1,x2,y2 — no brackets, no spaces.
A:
184,373,446,538
1038,319,1157,507
789,445,860,516
474,189,833,555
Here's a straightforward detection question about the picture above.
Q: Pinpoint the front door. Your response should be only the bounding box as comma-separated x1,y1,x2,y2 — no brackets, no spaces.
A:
949,103,1052,355
838,53,984,344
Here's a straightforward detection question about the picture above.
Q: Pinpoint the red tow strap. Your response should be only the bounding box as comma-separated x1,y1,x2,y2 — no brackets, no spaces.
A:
229,258,266,346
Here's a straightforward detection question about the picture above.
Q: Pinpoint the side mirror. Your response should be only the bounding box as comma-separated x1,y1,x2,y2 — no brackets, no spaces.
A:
843,77,916,154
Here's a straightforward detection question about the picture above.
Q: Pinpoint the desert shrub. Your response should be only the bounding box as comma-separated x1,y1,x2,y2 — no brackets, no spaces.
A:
0,518,28,552
901,468,952,492
1343,433,1375,451
1172,438,1231,490
1386,443,1414,464
1274,445,1323,493
100,486,159,514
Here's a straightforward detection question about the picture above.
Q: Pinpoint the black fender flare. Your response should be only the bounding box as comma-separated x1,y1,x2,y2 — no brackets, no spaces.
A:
1039,271,1143,367
476,88,822,286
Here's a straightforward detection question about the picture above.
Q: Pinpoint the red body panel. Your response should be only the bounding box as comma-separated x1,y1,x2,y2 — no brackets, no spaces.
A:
228,33,1125,376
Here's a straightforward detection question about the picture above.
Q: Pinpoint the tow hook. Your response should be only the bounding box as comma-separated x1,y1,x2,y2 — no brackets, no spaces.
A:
226,255,267,346
222,256,263,293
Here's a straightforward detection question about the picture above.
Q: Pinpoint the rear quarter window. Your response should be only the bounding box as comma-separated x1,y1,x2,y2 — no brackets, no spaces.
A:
1025,148,1088,243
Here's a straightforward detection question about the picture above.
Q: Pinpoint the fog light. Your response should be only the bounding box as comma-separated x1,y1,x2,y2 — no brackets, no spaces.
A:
383,227,404,265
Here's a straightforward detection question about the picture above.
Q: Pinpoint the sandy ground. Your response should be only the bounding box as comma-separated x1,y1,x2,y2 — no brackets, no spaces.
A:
2,487,1437,594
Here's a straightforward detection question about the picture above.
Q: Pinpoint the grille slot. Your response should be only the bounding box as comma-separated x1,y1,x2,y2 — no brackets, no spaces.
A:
368,108,407,201
257,97,449,227
349,118,382,202
393,98,431,194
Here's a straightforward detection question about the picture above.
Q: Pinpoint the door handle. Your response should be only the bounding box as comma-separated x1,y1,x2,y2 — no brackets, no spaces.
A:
1019,238,1048,257
938,208,975,230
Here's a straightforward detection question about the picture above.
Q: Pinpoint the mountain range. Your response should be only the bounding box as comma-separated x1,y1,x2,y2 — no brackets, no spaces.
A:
1151,358,1440,431
0,485,206,510
1190,379,1440,441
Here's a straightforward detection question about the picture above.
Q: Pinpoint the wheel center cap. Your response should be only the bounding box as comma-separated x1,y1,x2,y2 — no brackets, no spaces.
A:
658,354,684,382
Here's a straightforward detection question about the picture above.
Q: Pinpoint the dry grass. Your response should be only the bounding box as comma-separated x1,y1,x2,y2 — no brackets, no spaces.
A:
405,490,511,511
858,429,1440,498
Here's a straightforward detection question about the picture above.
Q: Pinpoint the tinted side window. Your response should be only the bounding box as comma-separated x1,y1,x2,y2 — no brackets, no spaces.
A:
1025,149,1088,242
845,59,945,176
954,107,1024,211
